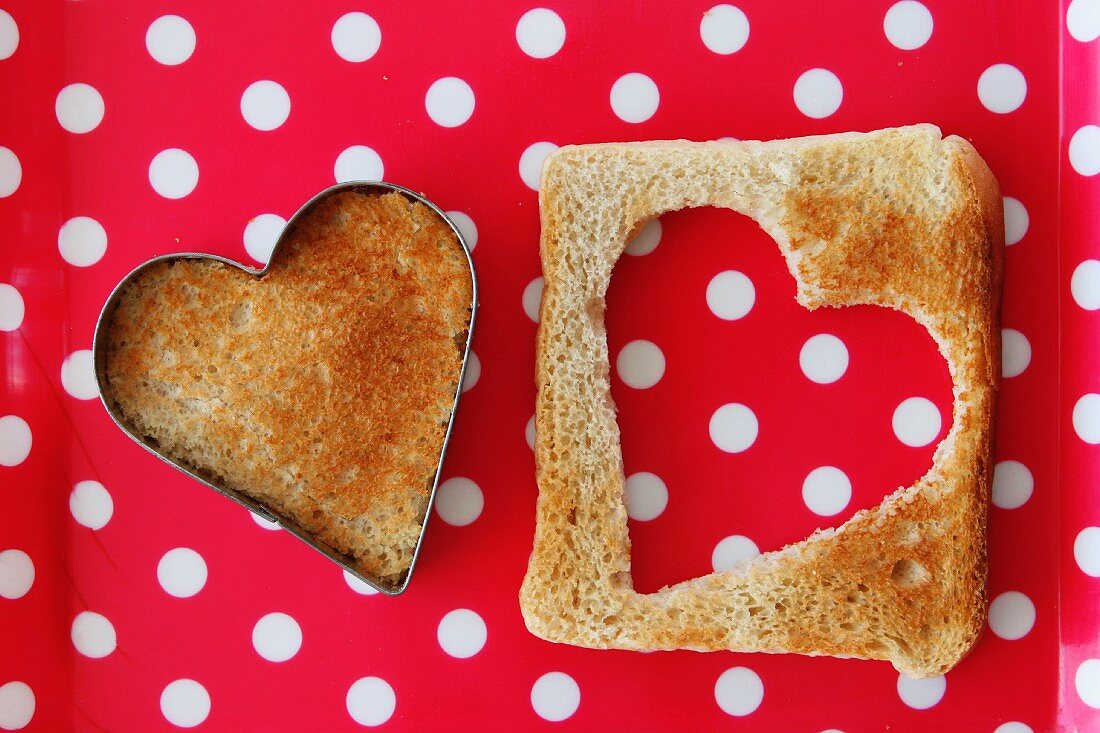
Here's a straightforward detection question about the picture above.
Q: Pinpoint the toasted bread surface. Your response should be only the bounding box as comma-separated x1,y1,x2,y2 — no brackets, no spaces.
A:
519,125,1001,677
104,191,473,587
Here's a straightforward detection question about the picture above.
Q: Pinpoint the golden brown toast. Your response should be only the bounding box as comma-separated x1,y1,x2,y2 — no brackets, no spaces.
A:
103,190,473,589
519,125,1002,678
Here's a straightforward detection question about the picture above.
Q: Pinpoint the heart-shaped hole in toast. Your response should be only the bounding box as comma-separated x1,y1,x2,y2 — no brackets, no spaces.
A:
93,183,477,594
607,206,953,594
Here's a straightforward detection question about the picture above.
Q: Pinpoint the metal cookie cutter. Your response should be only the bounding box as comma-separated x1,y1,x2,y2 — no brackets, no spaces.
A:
92,181,478,595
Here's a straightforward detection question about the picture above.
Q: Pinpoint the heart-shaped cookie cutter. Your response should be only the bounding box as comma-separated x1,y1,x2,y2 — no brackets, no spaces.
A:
91,181,478,595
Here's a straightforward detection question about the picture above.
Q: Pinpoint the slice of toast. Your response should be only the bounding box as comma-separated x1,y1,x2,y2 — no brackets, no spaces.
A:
519,125,1002,678
103,191,474,589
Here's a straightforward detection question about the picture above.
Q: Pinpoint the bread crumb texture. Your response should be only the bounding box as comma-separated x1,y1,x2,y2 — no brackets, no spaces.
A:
520,125,1002,678
104,191,473,588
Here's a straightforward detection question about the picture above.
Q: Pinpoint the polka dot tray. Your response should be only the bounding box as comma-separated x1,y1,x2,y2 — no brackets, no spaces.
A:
2,2,1099,731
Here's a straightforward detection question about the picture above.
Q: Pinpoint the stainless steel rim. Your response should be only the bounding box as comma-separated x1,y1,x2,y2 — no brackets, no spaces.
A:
91,181,478,595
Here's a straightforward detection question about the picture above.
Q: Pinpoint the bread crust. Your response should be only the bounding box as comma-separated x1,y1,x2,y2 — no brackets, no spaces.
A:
520,125,1002,677
103,191,474,588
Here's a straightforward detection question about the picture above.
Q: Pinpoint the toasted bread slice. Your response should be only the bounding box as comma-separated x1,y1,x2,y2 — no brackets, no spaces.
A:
519,125,1002,678
103,191,474,589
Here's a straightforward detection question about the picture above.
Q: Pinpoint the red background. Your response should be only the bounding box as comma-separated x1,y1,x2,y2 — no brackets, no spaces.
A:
1,1,1096,730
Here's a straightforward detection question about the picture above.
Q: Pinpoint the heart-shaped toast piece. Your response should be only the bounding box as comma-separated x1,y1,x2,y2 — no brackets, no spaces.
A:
96,184,476,593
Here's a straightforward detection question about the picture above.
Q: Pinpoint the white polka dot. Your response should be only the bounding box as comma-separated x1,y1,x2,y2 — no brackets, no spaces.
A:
1068,0,1100,42
146,15,195,65
610,72,659,124
897,674,946,709
522,276,544,323
243,213,286,265
55,83,104,134
892,397,941,447
437,608,487,658
344,569,380,595
519,141,558,191
251,510,280,530
531,672,580,722
714,666,764,716
625,218,661,256
0,682,33,730
252,612,302,662
425,77,475,128
616,340,665,389
0,416,31,467
799,334,849,384
0,284,25,331
883,1,933,50
1075,526,1100,577
58,216,107,267
0,549,33,599
802,466,852,516
516,8,566,59
1072,259,1100,310
157,547,207,598
1074,393,1100,443
1077,658,1100,708
994,724,1034,733
240,80,290,132
525,414,536,450
710,403,758,453
334,145,384,183
1001,328,1031,378
332,12,381,62
347,677,395,726
71,611,116,658
61,349,97,400
1070,125,1100,176
149,148,199,199
435,477,483,526
700,5,749,55
0,147,20,198
0,10,18,60
624,472,668,521
992,460,1033,510
445,210,477,251
712,534,759,573
793,69,843,119
70,480,113,530
706,270,755,320
1003,197,1029,245
978,64,1027,114
160,679,210,728
988,591,1035,640
462,351,481,393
